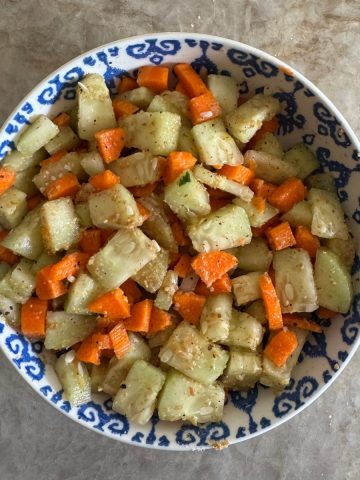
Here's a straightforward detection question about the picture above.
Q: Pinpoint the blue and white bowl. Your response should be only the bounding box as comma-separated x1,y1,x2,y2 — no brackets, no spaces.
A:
0,33,359,451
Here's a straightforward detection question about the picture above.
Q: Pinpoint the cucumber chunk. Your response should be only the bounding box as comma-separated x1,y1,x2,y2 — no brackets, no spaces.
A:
200,293,232,342
44,312,97,350
118,86,155,110
31,252,61,274
132,249,170,293
14,166,39,196
232,272,263,306
44,126,79,155
234,238,273,272
109,151,164,187
16,115,59,156
148,91,191,126
80,151,104,176
3,148,46,172
222,348,262,389
281,200,313,229
323,237,356,270
75,202,93,228
0,188,27,229
314,248,353,313
308,188,348,240
158,369,225,424
177,125,199,157
233,197,278,227
207,74,238,114
64,272,103,315
254,133,284,158
112,359,166,425
306,173,337,194
245,300,267,325
244,150,298,184
0,294,20,329
154,269,179,311
55,351,91,406
159,321,229,385
221,310,264,351
283,143,319,179
90,361,109,393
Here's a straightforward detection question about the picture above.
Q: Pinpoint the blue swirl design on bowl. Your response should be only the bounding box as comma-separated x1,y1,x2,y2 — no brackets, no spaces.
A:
77,401,129,436
274,80,306,135
341,293,360,345
126,39,181,65
184,39,219,75
273,376,319,417
313,102,351,147
5,333,45,381
38,67,85,105
227,48,279,78
302,332,340,383
176,421,230,447
229,387,259,436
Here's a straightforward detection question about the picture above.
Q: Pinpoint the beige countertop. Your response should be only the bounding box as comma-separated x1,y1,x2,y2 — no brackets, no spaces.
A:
0,1,359,479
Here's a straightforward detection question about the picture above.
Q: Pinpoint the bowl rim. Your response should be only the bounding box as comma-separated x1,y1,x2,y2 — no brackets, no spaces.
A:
1,31,359,451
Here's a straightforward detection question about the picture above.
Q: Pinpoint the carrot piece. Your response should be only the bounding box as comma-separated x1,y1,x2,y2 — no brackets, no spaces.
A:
136,201,151,221
48,252,90,282
191,251,238,288
175,81,189,96
137,65,169,93
79,228,102,255
124,299,153,332
217,164,255,185
112,98,139,119
189,91,222,125
75,334,101,365
0,167,16,196
195,273,232,296
294,225,320,258
174,254,192,279
163,151,197,185
263,329,298,367
282,314,322,333
128,182,157,197
252,195,266,214
0,231,19,265
36,265,67,300
266,221,296,251
89,170,120,191
280,66,294,77
88,288,130,319
21,298,48,339
100,229,116,245
40,149,68,168
171,221,190,246
210,197,229,212
109,322,130,359
27,194,44,211
52,112,71,127
120,279,142,305
173,291,206,325
250,177,277,199
317,307,338,319
259,272,283,330
149,306,172,333
45,173,81,200
268,177,307,213
174,63,208,98
247,117,279,149
169,251,181,268
251,214,281,238
95,128,125,164
96,316,120,331
117,76,138,93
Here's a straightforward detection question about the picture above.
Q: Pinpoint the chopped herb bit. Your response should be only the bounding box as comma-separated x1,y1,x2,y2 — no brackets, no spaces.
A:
179,171,191,186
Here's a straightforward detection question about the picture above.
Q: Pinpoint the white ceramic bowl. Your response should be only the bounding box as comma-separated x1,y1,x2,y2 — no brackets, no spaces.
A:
0,33,359,451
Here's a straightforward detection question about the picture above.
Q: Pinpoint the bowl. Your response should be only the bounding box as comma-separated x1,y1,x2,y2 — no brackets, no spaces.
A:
0,32,359,451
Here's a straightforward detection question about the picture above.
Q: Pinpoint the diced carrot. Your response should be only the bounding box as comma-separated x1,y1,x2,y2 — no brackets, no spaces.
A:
128,182,157,197
191,251,238,288
280,66,294,77
117,76,138,93
136,201,151,221
317,307,338,319
171,221,190,246
282,314,322,333
95,128,125,164
45,173,81,200
124,299,153,332
195,273,232,296
294,225,320,258
48,252,90,282
40,149,67,168
137,65,169,93
217,164,255,185
259,272,283,330
120,279,142,305
251,215,280,238
79,228,102,255
174,63,208,98
52,112,71,127
163,151,197,185
109,322,130,358
175,81,189,96
174,254,192,279
100,229,116,244
88,288,130,319
247,117,279,149
76,334,102,365
213,164,222,170
207,186,233,200
89,170,120,191
210,197,229,212
266,221,296,251
268,177,307,213
0,231,19,265
112,99,139,119
148,306,172,333
27,194,44,211
169,251,181,268
263,329,298,367
189,91,221,125
173,291,206,325
252,195,266,214
21,298,48,339
36,265,67,300
96,316,120,331
250,177,277,199
0,167,16,196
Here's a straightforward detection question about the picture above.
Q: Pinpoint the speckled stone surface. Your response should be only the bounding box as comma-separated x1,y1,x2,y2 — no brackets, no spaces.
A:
0,1,359,479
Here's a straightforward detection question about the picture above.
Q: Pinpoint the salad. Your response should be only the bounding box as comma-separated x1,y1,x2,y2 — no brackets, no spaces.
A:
0,63,354,426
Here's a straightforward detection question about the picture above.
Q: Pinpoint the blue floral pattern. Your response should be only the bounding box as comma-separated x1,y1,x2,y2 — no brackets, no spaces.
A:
0,34,359,450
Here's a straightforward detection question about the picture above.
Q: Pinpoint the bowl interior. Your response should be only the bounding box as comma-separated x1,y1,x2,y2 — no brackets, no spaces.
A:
0,33,359,451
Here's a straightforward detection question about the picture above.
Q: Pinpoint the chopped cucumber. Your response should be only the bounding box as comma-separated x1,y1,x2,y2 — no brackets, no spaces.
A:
3,148,46,172
14,166,39,196
283,143,319,179
64,272,103,315
109,151,164,187
44,126,79,155
75,202,93,228
31,252,60,274
118,86,155,110
306,172,337,194
154,269,179,311
254,132,284,158
147,317,179,348
232,271,263,306
308,188,348,240
207,74,238,114
16,115,59,156
112,359,166,425
323,237,356,270
222,348,262,389
314,248,353,313
0,188,27,229
200,293,232,342
221,310,264,351
233,197,278,227
44,312,97,350
245,300,267,325
244,150,298,184
4,259,35,304
55,351,91,406
0,294,20,329
80,151,104,176
273,248,318,313
90,361,109,393
158,369,225,424
281,200,313,229
159,321,229,385
187,204,252,252
132,248,170,293
148,91,191,127
177,125,199,157
234,238,273,272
